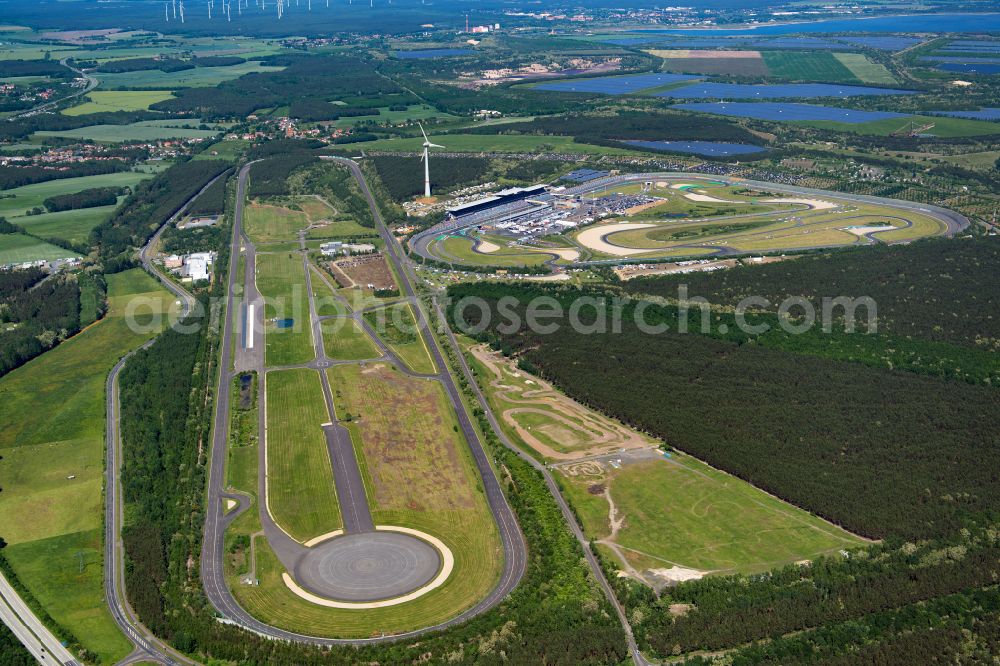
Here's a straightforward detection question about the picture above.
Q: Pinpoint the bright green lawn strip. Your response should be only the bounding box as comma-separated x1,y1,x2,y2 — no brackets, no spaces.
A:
0,171,150,218
310,270,346,316
62,90,175,115
0,269,171,662
264,368,341,542
256,252,314,366
0,233,78,263
321,318,380,360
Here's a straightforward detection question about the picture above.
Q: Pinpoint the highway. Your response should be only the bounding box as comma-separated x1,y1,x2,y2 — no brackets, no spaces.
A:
7,58,97,120
0,571,81,666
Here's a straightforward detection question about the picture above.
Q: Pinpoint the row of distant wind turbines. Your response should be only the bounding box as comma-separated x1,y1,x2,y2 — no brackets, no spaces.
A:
164,0,421,22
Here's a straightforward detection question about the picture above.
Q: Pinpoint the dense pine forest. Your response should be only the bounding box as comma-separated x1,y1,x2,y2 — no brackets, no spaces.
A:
0,269,89,377
43,186,125,212
625,237,1000,350
446,268,1000,663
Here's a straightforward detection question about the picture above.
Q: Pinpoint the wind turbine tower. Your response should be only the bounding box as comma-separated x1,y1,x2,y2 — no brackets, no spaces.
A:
419,123,444,198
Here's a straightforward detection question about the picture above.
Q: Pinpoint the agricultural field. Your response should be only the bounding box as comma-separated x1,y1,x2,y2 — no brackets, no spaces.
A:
832,52,898,84
0,269,174,663
0,233,79,264
761,51,858,82
330,104,459,128
35,121,221,142
0,171,150,219
362,303,436,374
466,342,864,585
11,204,118,245
654,50,770,77
264,368,342,542
94,61,285,89
62,90,175,115
255,252,314,366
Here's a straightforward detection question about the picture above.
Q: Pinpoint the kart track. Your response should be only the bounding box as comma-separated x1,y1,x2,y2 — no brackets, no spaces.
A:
408,173,969,268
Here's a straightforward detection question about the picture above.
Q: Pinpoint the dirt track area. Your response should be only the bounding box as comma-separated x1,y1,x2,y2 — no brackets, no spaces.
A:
331,253,394,291
471,345,655,461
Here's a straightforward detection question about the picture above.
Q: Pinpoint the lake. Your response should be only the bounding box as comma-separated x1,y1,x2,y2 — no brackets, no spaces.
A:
654,82,916,99
640,13,1000,35
620,140,767,157
674,102,906,123
933,108,1000,121
534,72,698,94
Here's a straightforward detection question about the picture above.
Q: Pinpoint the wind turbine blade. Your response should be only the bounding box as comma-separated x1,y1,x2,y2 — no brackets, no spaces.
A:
429,143,444,148
418,123,429,142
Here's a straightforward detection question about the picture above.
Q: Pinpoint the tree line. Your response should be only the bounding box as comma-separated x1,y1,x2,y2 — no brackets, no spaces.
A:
625,237,1000,351
153,54,404,119
0,270,92,378
90,159,229,271
43,185,126,212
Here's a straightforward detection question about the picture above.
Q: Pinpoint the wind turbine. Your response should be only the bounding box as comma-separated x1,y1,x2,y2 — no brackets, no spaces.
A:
419,123,444,198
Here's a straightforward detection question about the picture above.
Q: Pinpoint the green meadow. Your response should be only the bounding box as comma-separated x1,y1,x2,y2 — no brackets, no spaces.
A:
0,269,175,663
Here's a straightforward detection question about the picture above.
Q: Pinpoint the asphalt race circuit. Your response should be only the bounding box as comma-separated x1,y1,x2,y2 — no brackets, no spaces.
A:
408,172,969,268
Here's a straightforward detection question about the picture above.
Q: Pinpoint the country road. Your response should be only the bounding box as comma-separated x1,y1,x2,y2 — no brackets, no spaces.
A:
102,172,230,666
7,58,97,120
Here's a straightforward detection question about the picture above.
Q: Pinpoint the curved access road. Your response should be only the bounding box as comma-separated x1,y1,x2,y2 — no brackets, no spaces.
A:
104,172,231,666
7,58,97,120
